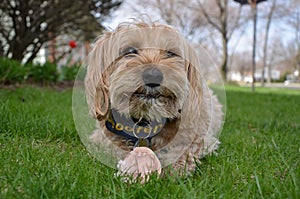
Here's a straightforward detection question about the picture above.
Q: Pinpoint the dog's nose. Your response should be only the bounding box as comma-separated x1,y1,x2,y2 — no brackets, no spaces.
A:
142,68,163,87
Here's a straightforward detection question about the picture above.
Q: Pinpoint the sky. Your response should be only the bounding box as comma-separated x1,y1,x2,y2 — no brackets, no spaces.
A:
103,0,298,54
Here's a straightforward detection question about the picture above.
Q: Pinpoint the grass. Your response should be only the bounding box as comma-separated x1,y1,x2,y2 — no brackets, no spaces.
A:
0,85,299,198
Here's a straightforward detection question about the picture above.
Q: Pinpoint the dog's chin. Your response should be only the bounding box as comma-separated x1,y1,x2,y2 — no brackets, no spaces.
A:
127,85,181,122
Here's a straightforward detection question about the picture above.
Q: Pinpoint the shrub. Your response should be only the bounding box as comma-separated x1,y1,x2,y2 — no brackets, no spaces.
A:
0,57,27,84
0,57,81,85
59,64,80,81
25,62,59,85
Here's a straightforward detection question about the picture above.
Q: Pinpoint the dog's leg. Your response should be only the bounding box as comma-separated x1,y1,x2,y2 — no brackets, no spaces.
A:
168,135,220,175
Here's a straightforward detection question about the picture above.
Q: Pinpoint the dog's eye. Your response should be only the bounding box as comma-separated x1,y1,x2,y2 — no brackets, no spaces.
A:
121,47,138,57
165,50,178,58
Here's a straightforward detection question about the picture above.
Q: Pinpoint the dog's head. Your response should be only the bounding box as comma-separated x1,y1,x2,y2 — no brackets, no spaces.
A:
85,21,203,124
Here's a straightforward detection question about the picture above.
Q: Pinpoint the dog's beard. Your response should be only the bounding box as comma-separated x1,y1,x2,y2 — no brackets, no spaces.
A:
109,53,189,123
128,85,179,122
110,71,188,122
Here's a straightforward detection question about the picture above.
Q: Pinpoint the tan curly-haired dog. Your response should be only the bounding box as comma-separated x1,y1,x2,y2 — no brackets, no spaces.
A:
84,20,223,182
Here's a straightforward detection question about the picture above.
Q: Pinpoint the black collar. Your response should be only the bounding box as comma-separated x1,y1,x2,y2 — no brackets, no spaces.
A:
105,109,166,147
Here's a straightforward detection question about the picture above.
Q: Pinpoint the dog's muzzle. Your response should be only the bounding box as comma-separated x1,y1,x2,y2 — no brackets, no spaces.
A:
142,67,163,87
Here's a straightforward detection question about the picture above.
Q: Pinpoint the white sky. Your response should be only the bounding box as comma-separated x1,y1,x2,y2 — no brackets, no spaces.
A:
104,0,298,53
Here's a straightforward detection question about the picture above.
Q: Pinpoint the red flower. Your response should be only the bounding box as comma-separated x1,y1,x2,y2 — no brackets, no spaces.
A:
69,40,77,49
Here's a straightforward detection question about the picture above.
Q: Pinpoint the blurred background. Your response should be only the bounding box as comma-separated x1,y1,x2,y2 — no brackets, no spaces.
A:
0,0,299,87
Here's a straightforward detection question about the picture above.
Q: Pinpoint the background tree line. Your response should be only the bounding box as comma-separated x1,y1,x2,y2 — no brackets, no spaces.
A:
0,0,121,64
0,0,299,84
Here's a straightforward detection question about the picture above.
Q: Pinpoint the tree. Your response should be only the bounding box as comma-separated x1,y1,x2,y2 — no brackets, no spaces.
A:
230,51,252,78
0,0,122,64
196,0,244,80
261,0,276,85
287,1,300,82
137,0,207,42
234,0,268,92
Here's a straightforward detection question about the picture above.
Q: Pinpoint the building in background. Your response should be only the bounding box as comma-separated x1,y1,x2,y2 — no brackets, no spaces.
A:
255,68,280,82
34,34,90,68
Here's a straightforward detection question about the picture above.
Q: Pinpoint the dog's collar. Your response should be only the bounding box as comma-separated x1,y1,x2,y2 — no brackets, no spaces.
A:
105,109,166,147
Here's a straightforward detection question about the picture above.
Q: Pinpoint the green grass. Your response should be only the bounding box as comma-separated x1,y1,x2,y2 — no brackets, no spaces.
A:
0,86,299,198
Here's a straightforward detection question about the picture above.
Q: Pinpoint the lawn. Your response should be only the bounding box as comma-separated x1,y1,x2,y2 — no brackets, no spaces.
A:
0,86,299,198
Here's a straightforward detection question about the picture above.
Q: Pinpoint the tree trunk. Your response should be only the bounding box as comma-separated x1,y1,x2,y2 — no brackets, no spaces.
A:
221,32,228,80
8,38,26,61
220,0,228,81
197,0,230,81
262,0,277,86
0,43,4,57
84,41,91,57
296,13,300,83
48,33,57,63
251,4,257,92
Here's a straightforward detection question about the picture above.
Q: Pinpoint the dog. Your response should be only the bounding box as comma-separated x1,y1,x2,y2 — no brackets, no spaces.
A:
84,20,223,180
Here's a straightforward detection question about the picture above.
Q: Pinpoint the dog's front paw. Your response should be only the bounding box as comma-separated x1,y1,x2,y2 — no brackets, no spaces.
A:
117,147,162,183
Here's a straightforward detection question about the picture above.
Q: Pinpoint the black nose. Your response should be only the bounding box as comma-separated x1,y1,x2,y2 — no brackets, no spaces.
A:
142,68,163,87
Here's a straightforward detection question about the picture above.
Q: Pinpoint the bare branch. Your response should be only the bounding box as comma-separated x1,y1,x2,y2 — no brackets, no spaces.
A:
196,0,222,32
228,4,243,40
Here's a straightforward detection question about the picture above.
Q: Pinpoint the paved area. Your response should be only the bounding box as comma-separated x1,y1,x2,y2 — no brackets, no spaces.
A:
239,83,300,90
264,83,300,90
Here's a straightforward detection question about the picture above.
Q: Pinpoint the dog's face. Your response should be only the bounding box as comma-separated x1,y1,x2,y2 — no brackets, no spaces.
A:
85,22,202,124
110,47,189,122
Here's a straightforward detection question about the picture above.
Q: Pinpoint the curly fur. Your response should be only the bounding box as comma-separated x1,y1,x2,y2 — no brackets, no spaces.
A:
85,20,223,174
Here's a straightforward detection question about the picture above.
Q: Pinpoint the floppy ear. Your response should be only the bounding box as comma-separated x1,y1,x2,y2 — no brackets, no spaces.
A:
94,77,109,121
84,33,112,121
186,45,203,101
177,40,203,125
187,62,202,94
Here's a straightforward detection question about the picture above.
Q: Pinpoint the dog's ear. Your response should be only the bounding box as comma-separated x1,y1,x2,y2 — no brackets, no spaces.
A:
94,78,109,121
85,33,112,120
187,63,201,92
183,48,203,119
186,48,202,99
